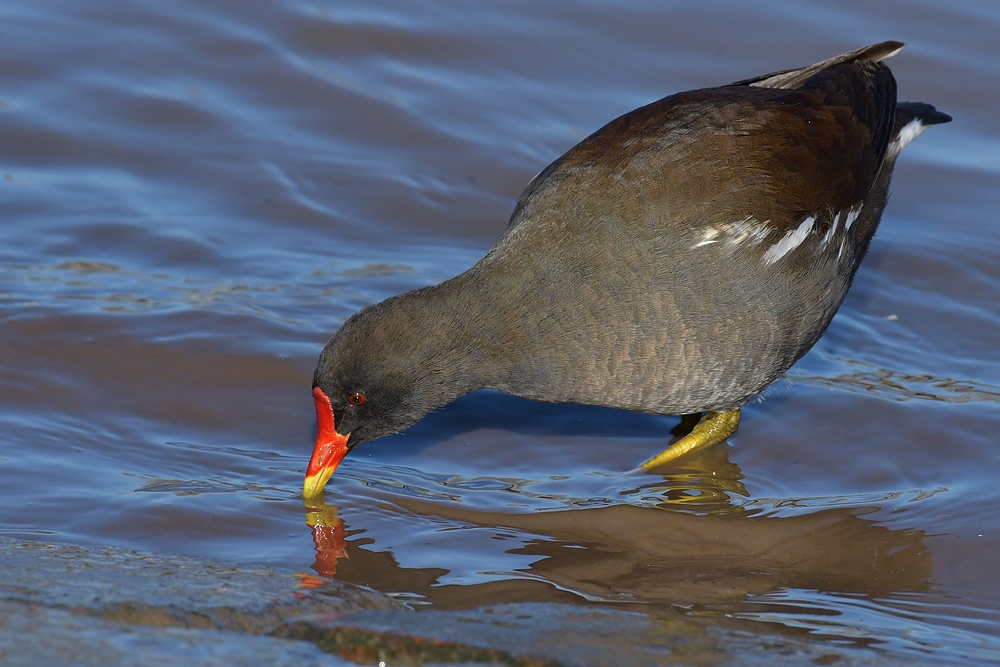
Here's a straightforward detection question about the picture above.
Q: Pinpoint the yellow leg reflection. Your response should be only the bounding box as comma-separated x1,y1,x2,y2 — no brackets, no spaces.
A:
641,409,740,469
299,497,349,586
630,442,749,511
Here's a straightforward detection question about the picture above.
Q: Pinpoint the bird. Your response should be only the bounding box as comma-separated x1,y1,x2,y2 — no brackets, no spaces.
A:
303,41,950,498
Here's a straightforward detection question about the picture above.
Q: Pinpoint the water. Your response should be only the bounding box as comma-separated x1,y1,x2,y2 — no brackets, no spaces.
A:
2,0,999,663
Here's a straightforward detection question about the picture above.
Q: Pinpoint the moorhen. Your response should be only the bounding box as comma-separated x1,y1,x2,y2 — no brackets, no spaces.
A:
304,42,950,497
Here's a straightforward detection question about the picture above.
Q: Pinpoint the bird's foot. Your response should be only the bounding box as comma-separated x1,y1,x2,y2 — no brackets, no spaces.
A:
640,408,741,469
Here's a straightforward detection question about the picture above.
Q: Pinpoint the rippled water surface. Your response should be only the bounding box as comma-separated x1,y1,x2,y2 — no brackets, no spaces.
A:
2,1,999,664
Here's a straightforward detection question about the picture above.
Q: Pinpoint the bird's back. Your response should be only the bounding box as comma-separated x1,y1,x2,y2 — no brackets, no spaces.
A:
468,45,938,415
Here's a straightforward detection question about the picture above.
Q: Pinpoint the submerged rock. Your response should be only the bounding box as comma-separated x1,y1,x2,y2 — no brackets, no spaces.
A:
0,537,933,666
0,537,399,633
281,602,936,667
0,599,352,667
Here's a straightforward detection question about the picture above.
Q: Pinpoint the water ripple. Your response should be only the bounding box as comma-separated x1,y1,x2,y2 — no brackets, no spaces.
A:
132,476,286,497
734,589,1000,664
0,257,429,327
339,459,948,520
790,354,1000,404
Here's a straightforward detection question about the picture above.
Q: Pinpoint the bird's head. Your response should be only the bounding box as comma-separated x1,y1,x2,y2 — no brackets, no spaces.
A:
303,292,479,497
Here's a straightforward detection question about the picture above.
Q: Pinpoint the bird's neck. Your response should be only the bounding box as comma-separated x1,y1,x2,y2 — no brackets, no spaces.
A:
389,269,507,404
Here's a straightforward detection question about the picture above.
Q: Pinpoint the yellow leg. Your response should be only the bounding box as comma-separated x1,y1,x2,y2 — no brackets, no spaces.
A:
641,409,741,469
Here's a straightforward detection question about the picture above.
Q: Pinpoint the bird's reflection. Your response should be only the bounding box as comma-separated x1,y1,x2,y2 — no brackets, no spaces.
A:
301,497,349,584
298,446,932,614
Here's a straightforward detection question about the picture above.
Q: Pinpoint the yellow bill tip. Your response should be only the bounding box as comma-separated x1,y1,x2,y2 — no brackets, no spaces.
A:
303,465,337,498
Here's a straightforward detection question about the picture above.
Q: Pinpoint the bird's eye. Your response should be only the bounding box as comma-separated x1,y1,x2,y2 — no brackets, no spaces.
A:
348,392,366,406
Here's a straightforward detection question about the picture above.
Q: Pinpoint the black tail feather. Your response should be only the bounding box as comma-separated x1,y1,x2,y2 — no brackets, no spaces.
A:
896,101,952,128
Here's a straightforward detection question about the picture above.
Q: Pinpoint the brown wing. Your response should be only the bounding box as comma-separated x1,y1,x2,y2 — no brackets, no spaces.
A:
509,59,897,236
730,41,903,89
756,58,898,222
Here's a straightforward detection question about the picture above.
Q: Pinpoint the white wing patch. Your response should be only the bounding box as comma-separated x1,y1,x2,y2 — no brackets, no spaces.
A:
888,118,927,160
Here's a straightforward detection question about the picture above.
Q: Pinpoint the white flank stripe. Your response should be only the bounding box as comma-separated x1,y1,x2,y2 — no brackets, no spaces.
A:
692,216,771,250
844,204,862,232
763,216,814,264
693,227,720,247
820,215,840,246
724,215,771,248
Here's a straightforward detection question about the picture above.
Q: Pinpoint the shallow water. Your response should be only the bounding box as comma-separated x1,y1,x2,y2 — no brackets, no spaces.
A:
2,0,999,664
